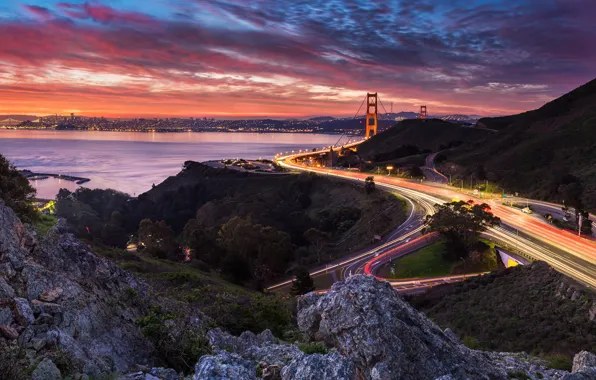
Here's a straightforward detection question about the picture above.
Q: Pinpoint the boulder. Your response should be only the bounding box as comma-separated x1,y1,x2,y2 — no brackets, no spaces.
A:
296,275,508,380
13,297,34,325
31,358,61,380
40,287,63,302
0,306,13,325
0,277,15,298
572,351,596,372
193,351,256,380
0,324,19,340
280,352,355,380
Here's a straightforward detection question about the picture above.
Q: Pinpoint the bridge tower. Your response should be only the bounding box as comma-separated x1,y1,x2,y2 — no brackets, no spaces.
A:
419,105,427,119
365,93,378,138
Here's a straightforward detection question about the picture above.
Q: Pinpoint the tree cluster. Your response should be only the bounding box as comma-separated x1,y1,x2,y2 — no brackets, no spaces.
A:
426,200,501,261
0,155,38,223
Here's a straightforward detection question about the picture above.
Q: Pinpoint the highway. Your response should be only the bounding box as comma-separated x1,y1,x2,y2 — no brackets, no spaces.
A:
270,144,596,291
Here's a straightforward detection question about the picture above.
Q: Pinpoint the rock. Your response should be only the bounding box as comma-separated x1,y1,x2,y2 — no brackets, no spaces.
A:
33,313,54,325
31,299,63,314
572,351,596,372
589,302,596,321
296,275,507,380
13,297,35,325
31,358,62,380
208,328,301,368
261,363,281,380
0,324,19,340
281,352,355,380
0,277,15,298
193,351,256,380
0,306,13,325
118,367,179,380
443,328,460,344
40,287,63,302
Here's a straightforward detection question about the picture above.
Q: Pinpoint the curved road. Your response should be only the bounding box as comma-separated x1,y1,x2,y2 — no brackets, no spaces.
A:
270,144,596,290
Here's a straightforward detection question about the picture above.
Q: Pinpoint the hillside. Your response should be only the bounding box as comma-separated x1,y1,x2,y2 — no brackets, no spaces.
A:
356,118,494,161
409,262,596,364
55,162,406,288
445,78,596,210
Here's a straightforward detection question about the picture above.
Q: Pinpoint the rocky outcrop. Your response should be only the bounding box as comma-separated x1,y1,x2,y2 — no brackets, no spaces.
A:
0,200,207,377
189,275,596,380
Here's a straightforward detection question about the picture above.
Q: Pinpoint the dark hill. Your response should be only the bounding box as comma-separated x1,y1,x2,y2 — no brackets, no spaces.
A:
446,78,596,210
409,262,596,363
357,118,494,160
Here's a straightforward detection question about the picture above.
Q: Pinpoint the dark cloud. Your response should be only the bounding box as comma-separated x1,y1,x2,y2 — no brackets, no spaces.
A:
0,0,594,116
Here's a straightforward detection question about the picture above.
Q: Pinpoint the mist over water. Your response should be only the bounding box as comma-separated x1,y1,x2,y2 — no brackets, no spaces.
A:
0,130,342,199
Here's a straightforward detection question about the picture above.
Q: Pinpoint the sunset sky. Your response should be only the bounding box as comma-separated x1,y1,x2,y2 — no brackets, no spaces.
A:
0,0,594,118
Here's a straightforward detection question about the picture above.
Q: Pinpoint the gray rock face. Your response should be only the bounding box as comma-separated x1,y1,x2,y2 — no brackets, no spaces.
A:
572,351,596,372
297,275,507,380
0,201,156,374
208,328,301,368
193,351,256,380
31,358,62,380
280,352,355,380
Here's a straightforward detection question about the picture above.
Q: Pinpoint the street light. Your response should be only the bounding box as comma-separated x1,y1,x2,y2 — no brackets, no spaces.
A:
386,165,394,176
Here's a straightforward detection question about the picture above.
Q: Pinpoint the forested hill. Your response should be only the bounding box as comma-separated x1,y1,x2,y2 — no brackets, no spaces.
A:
54,162,406,288
446,78,596,210
409,262,596,367
356,118,493,161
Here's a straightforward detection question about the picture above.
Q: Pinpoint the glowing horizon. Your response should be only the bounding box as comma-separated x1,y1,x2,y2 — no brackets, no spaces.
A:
0,0,594,118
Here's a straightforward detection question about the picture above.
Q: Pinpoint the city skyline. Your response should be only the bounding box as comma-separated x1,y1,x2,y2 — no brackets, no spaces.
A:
0,0,594,118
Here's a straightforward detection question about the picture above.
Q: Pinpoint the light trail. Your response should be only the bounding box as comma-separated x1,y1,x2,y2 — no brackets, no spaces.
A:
274,151,596,290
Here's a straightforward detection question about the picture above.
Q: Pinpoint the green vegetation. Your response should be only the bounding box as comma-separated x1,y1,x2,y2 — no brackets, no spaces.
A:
408,262,596,363
57,164,406,288
34,214,57,236
388,241,454,278
508,370,530,380
298,342,328,355
387,239,500,279
93,244,294,338
544,354,573,371
0,342,31,380
357,119,492,159
290,266,315,295
0,154,38,223
136,306,211,373
445,78,596,212
426,200,500,261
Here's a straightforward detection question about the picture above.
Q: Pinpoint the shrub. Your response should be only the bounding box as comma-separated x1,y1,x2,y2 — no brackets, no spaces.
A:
462,335,480,350
136,306,211,373
298,342,328,355
545,354,572,371
507,370,530,380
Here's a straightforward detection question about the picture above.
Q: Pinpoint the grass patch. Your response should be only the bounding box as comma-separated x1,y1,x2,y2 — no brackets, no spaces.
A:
387,241,455,278
34,214,57,236
544,354,572,371
298,342,328,355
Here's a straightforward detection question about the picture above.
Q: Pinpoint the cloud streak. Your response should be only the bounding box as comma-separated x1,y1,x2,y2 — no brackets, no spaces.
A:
0,0,594,117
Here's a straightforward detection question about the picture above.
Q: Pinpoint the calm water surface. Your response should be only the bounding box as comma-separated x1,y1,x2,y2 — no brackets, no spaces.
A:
0,130,342,199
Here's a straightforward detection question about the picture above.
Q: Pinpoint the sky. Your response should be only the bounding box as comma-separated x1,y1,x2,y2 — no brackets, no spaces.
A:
0,0,594,118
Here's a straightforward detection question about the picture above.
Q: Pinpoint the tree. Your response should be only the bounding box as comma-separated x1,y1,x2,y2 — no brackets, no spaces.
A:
558,181,584,226
426,201,500,261
101,223,129,248
303,228,329,263
0,155,38,223
290,266,315,295
138,219,182,260
364,176,375,195
408,166,424,179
